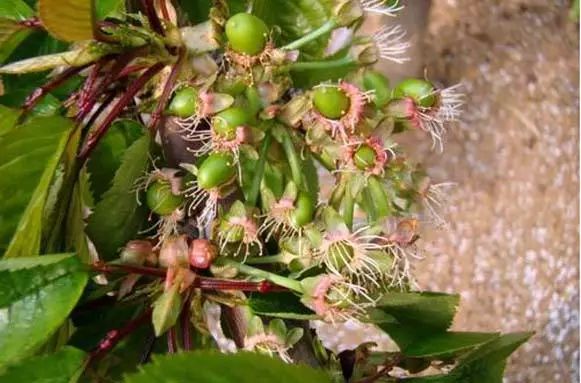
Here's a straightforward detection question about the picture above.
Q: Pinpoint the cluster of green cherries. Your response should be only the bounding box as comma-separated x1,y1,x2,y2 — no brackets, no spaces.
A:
140,9,444,301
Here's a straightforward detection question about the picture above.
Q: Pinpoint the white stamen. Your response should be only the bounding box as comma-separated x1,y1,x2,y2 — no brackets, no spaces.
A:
361,0,404,16
417,84,464,151
423,182,456,228
372,25,411,64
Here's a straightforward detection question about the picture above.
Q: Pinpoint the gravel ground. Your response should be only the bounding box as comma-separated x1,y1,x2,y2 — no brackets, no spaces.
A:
385,1,579,382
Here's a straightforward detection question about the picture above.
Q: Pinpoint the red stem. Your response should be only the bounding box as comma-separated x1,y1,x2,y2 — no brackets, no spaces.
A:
167,327,178,353
81,91,118,131
22,64,90,113
181,294,192,350
117,64,150,78
76,49,145,123
77,62,164,164
92,262,166,278
17,17,42,28
148,47,185,132
91,263,289,292
76,61,105,118
87,308,152,362
140,0,165,36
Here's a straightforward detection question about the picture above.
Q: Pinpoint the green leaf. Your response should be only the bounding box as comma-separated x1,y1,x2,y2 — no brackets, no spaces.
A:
373,292,459,351
124,351,332,383
459,332,533,367
152,282,182,336
0,29,68,108
0,346,86,382
248,292,318,320
95,0,125,20
0,0,33,63
0,19,31,65
0,0,33,20
0,115,73,258
376,291,459,330
38,0,95,42
0,105,21,136
0,254,88,368
402,332,534,383
403,332,500,358
87,119,143,202
64,171,93,263
0,45,113,74
86,134,151,260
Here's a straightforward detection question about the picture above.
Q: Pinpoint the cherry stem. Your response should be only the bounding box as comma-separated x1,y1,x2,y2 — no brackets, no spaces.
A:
218,260,303,293
289,56,355,71
276,124,307,191
22,64,90,115
140,0,165,36
281,19,337,51
149,47,186,132
90,262,289,292
343,181,355,230
247,130,272,206
245,254,285,265
87,308,152,362
77,62,164,164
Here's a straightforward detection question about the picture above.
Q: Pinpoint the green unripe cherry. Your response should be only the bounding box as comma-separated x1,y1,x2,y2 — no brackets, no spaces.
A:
362,70,391,107
168,87,198,118
312,86,350,120
290,192,316,227
353,145,376,170
146,180,184,216
197,152,236,190
212,107,249,139
225,13,269,56
392,78,436,108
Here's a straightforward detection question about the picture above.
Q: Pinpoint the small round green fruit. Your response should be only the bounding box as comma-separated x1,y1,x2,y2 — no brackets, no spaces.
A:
197,152,236,190
146,180,184,216
168,87,198,118
312,86,350,120
225,13,269,56
392,78,436,108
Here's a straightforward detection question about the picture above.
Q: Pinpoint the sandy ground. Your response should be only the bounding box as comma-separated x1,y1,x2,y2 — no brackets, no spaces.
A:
372,1,579,381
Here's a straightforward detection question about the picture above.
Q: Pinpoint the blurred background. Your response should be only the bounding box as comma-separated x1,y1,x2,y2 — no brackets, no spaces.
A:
365,1,579,382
